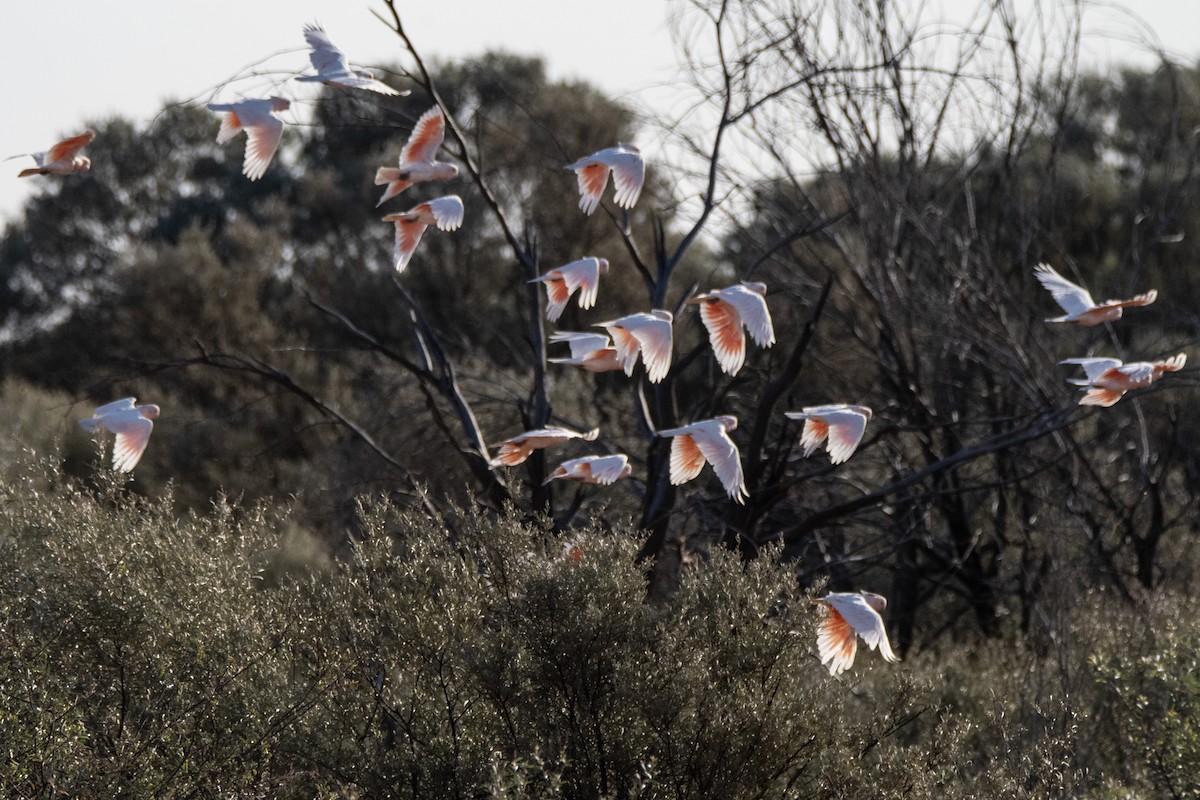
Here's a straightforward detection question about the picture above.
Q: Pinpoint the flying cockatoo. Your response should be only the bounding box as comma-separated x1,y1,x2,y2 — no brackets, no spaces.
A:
547,331,625,373
657,415,748,503
78,398,160,473
564,144,644,215
489,426,600,467
530,258,610,322
10,131,95,178
785,405,873,465
375,106,458,206
1061,353,1186,407
814,591,900,676
1034,263,1157,326
206,97,291,181
595,310,673,383
543,454,632,485
297,23,408,96
381,194,464,272
688,281,776,375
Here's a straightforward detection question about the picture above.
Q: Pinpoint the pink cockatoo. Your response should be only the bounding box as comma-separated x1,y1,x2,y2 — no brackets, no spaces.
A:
785,405,873,464
657,415,747,503
543,454,632,485
1034,263,1156,326
375,106,458,206
595,310,673,383
207,97,291,181
689,281,776,375
548,331,625,374
381,194,464,272
11,131,95,178
530,257,610,322
814,591,900,676
489,426,600,467
564,144,644,215
78,398,160,473
297,23,407,96
1061,353,1186,406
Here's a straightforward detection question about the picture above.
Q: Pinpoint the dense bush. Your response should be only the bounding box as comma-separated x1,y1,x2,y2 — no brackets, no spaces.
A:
0,456,1196,797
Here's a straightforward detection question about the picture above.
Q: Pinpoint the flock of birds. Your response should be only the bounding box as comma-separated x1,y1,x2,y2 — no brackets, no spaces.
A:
15,23,1185,676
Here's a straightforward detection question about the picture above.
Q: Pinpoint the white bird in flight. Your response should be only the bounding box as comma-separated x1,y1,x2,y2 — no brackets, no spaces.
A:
1061,353,1186,407
489,426,600,467
543,454,632,485
381,194,464,272
11,131,95,178
78,398,160,473
1034,263,1156,326
688,281,776,375
595,310,673,384
375,106,458,207
815,591,900,676
297,23,408,96
657,415,748,503
548,331,626,374
206,97,291,181
564,144,644,215
530,258,610,322
785,405,873,464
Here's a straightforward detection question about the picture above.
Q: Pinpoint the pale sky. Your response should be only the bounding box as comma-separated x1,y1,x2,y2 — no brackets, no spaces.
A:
1,0,1198,224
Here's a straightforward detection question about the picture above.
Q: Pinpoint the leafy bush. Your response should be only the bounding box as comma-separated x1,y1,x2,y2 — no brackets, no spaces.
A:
3,456,1200,797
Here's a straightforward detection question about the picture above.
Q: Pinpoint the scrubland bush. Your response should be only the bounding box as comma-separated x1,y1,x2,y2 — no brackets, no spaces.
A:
2,455,1199,798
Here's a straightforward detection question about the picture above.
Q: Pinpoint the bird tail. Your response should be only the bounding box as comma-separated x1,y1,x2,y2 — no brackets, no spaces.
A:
17,167,47,178
374,168,412,206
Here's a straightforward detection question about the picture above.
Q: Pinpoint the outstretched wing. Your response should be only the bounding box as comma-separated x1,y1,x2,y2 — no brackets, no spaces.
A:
241,113,284,181
816,605,859,676
667,433,706,485
699,298,746,375
48,131,95,163
106,415,155,473
722,284,775,348
825,593,898,663
589,455,629,485
693,425,747,503
605,149,644,209
304,23,351,76
821,408,870,464
1034,263,1095,316
427,195,464,231
401,107,446,165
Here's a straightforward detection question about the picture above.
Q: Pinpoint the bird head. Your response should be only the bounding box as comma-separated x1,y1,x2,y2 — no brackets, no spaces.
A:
860,591,888,613
597,258,610,275
717,415,739,432
140,404,162,420
270,97,292,112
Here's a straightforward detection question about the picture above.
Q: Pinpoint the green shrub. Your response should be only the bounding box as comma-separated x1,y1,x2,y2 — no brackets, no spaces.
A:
1092,609,1200,798
6,456,1199,797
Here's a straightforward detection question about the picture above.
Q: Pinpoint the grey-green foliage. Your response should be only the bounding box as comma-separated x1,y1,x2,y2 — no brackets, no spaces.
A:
0,457,936,798
5,455,1200,797
1092,610,1200,798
